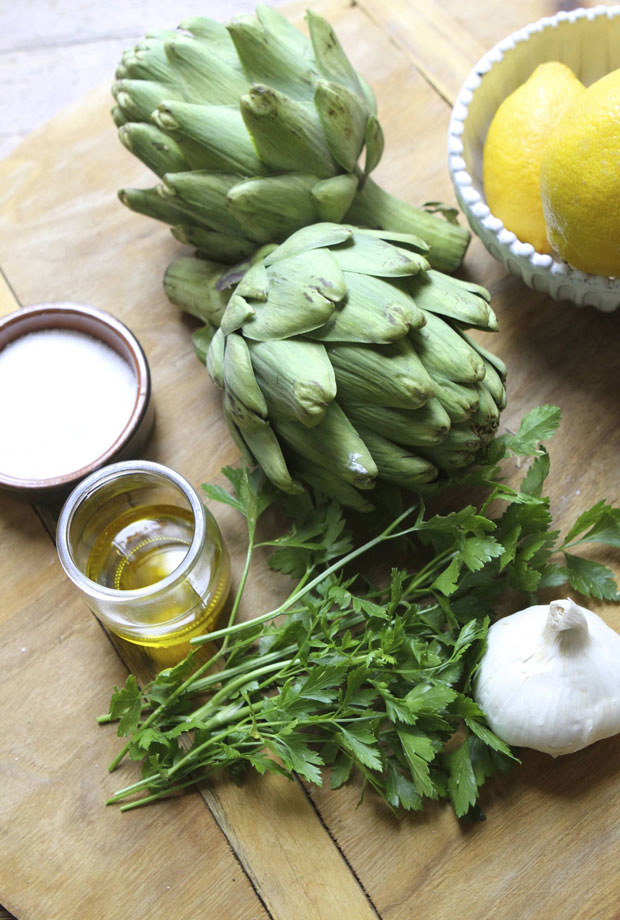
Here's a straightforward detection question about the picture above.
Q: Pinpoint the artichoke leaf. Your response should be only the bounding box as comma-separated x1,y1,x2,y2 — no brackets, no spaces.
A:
171,225,256,264
471,383,501,436
164,36,249,104
154,102,266,175
272,400,378,489
163,254,230,325
240,85,338,178
344,399,451,449
328,339,434,410
432,375,480,423
119,123,190,177
331,230,430,276
308,273,424,344
291,453,375,512
256,4,315,61
479,360,507,409
311,174,358,223
239,422,304,494
314,80,368,173
264,222,352,265
249,338,336,427
160,171,244,236
112,78,185,123
191,324,216,365
223,333,268,418
353,426,438,487
267,248,346,303
206,327,226,388
227,174,320,244
363,114,385,176
236,260,269,302
460,331,507,380
179,16,242,68
119,186,212,231
305,10,364,99
410,311,486,384
241,278,335,341
408,270,497,331
227,15,319,101
220,292,256,337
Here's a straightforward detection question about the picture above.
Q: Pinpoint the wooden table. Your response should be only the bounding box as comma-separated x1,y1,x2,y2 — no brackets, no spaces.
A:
2,2,620,918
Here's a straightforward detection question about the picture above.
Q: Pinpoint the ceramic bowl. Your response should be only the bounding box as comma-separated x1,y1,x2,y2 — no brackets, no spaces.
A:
448,5,620,312
0,302,154,499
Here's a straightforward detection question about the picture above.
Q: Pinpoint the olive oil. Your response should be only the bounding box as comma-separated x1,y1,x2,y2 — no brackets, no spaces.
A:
86,503,230,649
87,504,194,591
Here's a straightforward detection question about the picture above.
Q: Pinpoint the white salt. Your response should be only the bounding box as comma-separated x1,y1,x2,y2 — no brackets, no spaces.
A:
0,328,137,480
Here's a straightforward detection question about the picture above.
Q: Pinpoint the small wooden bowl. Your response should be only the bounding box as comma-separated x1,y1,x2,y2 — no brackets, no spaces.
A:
0,302,154,499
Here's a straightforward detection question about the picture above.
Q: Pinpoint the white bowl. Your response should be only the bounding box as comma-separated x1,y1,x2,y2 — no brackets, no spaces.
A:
448,5,620,313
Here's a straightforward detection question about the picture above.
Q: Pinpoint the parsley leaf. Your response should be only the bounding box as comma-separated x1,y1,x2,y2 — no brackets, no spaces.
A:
564,554,620,601
444,741,477,818
563,501,620,550
520,448,551,497
502,405,561,456
108,675,143,737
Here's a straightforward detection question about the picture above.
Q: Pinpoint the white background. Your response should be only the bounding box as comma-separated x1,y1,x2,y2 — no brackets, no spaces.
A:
0,0,291,160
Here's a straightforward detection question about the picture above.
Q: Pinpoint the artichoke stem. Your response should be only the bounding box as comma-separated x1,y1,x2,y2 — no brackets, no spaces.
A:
345,176,470,273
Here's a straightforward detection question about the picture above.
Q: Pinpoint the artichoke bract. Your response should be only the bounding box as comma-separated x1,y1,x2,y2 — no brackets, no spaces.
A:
113,5,469,272
164,224,506,510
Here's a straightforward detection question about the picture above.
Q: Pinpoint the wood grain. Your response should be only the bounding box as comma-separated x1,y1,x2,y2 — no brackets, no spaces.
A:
0,3,380,919
2,1,620,918
357,0,620,104
306,1,620,918
0,580,271,920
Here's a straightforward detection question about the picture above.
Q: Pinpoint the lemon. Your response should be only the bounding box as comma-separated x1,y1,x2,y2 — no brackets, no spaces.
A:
540,68,620,277
482,62,584,253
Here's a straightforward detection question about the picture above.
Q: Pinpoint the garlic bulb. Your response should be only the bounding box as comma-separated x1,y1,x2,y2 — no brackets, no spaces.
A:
474,598,620,756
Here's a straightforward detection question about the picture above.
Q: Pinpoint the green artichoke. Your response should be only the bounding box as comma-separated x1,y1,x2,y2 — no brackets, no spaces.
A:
113,5,469,272
164,223,506,511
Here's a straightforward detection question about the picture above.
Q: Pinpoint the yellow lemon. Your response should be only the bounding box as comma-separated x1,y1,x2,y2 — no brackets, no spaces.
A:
483,62,584,253
540,67,620,277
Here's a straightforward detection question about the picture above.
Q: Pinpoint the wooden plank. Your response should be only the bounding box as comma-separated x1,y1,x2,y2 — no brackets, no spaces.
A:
356,0,487,103
0,558,271,920
2,1,620,919
356,0,620,104
0,268,19,317
0,2,380,918
297,2,620,919
438,0,620,62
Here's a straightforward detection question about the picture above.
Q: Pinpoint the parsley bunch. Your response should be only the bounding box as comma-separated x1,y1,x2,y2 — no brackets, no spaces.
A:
102,406,620,818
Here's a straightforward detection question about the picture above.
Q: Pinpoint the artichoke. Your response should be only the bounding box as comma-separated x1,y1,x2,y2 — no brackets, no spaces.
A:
113,5,469,272
164,223,506,511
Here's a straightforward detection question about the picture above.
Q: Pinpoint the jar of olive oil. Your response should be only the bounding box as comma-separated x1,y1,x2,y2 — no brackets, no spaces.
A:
56,461,230,663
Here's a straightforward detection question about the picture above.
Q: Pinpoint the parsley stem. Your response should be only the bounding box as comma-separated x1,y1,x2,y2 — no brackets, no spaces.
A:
188,659,294,723
221,524,256,657
118,777,202,811
402,548,455,598
107,642,227,772
190,506,418,646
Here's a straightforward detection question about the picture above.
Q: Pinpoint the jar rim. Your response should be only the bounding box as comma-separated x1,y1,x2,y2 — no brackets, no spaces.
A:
56,459,206,601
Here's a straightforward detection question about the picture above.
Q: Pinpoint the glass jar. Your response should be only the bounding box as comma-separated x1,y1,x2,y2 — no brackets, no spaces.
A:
56,460,230,656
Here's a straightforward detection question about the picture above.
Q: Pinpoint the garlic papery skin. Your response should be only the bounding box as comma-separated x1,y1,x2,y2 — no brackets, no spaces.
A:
474,598,620,757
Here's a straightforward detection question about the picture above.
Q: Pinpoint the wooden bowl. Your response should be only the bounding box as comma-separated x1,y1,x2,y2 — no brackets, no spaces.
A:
448,6,620,312
0,302,154,498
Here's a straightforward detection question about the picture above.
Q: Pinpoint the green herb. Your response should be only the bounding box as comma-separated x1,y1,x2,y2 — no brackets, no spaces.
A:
101,406,620,818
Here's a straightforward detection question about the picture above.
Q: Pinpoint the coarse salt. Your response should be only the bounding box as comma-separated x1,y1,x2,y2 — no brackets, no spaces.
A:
0,328,137,480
